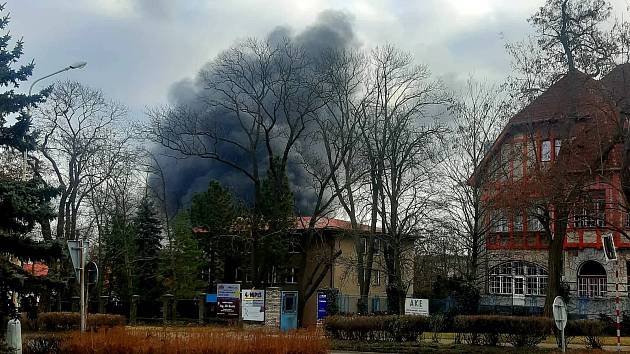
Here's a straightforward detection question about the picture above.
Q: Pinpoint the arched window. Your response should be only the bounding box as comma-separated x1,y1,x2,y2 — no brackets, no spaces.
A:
489,261,548,296
578,261,607,298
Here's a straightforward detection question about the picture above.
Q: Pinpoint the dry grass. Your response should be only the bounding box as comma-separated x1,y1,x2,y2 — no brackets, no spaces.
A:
57,326,328,354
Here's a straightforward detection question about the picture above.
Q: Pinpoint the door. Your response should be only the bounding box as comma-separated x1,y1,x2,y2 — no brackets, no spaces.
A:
280,291,298,331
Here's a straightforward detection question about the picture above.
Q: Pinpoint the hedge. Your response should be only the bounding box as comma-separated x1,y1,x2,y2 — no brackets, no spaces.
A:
37,312,125,331
324,315,429,342
563,319,605,349
454,315,553,347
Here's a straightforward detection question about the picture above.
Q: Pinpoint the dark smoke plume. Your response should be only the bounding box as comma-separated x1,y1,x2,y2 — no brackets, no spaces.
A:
151,10,359,216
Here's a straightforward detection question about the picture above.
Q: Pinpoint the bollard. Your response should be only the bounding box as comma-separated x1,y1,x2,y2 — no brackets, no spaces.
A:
6,318,22,354
198,293,206,324
130,295,139,325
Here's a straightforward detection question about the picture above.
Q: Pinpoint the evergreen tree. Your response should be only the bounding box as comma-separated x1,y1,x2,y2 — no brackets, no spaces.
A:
102,210,136,302
132,196,162,301
190,181,240,287
159,211,204,298
0,4,61,327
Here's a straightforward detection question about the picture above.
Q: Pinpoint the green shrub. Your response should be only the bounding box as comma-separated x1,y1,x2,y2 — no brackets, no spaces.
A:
324,315,429,342
454,315,552,347
37,312,125,331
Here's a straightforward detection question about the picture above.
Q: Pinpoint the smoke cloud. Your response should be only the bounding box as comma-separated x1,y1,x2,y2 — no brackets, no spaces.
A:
152,10,359,216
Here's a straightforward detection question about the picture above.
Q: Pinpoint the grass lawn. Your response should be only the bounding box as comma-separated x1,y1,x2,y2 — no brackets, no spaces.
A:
331,339,606,353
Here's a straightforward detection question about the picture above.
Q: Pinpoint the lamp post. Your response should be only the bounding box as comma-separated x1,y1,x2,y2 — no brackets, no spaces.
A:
23,61,87,178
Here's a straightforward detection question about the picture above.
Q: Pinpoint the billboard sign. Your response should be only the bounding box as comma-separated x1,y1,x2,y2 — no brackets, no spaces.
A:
317,292,327,320
404,298,429,316
217,283,240,317
241,289,265,322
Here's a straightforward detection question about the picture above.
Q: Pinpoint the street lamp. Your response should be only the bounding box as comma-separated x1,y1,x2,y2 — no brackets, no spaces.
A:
23,61,87,178
28,61,87,96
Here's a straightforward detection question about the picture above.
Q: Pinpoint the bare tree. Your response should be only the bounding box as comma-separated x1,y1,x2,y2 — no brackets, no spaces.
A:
360,45,449,314
442,77,508,284
36,80,130,241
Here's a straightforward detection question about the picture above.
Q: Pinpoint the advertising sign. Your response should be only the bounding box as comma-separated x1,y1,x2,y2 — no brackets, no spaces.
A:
241,289,265,322
217,283,240,317
404,298,429,316
317,292,327,321
217,283,241,299
217,299,239,317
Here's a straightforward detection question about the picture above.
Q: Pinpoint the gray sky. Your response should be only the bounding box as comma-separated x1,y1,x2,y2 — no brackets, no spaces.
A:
8,0,629,118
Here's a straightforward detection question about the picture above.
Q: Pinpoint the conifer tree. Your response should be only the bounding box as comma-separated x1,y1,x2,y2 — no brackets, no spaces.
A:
133,196,163,301
0,3,61,327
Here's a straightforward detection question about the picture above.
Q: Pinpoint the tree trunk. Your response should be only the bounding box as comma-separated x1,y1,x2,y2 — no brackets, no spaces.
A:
544,209,568,316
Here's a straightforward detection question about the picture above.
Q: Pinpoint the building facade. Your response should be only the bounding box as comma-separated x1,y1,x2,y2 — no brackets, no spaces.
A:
473,65,630,318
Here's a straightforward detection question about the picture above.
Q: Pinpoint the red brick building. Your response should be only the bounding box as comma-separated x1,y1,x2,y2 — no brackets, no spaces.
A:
472,65,630,316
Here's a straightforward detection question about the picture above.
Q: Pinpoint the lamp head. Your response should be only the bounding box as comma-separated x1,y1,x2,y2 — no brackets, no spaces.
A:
69,61,87,69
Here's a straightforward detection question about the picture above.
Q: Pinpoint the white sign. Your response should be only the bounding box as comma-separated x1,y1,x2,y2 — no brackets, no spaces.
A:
553,296,567,330
404,298,429,316
241,289,265,322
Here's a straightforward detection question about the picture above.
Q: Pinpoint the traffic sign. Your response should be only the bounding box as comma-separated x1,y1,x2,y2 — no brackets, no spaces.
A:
602,233,617,262
553,296,567,353
67,240,89,280
553,296,567,330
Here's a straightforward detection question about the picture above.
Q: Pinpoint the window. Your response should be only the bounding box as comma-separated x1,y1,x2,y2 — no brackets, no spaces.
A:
578,261,607,298
554,139,562,157
372,270,381,286
574,190,606,228
489,261,548,296
285,267,298,284
235,267,243,283
493,212,508,232
514,212,523,232
358,237,367,255
513,143,524,178
266,266,277,285
527,208,544,231
541,140,552,162
374,238,381,255
288,240,301,254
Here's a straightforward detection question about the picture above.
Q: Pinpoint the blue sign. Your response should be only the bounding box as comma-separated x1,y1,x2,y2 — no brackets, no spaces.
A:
205,294,217,303
317,292,327,320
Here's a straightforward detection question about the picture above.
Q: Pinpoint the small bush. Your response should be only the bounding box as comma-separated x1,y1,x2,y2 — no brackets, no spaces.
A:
37,312,125,331
454,315,552,347
324,315,429,342
563,319,605,349
23,335,62,354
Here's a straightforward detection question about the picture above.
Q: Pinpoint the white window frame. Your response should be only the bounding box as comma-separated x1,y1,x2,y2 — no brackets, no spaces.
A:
489,261,548,296
554,139,561,157
285,267,298,284
541,140,552,162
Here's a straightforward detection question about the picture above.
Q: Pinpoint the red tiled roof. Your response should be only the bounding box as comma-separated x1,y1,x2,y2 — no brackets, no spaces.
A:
294,216,370,231
469,69,619,185
193,216,370,233
23,262,48,277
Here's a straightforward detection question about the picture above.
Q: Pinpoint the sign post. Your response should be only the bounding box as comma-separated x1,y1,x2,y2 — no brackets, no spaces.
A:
553,296,567,353
602,233,621,353
67,240,89,333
